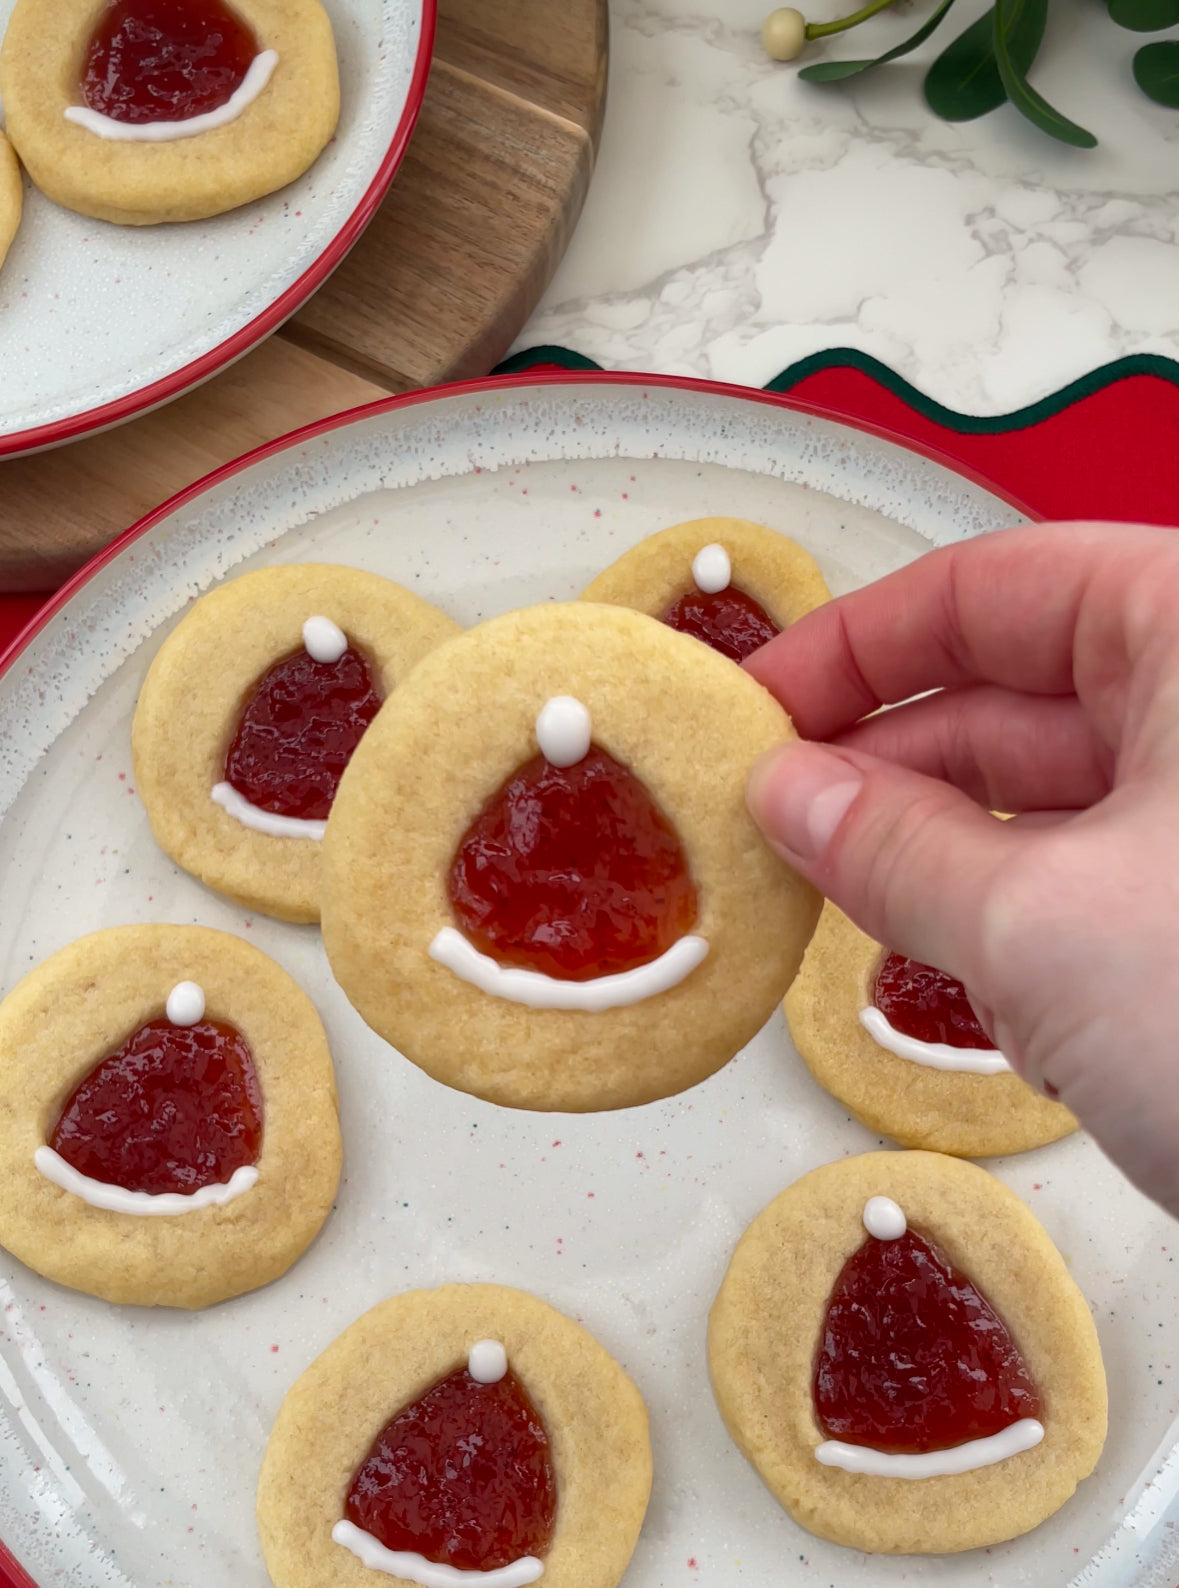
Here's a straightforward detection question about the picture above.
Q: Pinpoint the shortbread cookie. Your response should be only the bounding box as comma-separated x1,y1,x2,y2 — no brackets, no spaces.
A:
0,0,339,224
257,1283,652,1588
709,1151,1106,1554
785,903,1076,1156
0,924,341,1308
132,564,459,923
321,602,820,1112
0,130,21,272
581,516,830,662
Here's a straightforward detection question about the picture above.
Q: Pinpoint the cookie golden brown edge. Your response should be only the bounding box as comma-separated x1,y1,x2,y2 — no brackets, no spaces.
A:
708,1150,1107,1554
0,0,339,224
0,924,341,1308
0,129,21,272
320,601,821,1112
257,1283,652,1588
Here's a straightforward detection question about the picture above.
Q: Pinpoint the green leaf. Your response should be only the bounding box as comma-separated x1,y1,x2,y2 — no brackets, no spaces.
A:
1107,0,1179,31
925,2,1045,122
993,0,1098,146
1134,39,1179,104
799,0,960,83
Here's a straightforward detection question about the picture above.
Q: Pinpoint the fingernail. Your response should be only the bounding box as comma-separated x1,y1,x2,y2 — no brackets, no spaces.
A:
746,744,863,863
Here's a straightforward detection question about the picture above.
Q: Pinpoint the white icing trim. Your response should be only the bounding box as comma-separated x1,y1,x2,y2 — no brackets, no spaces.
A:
535,697,591,768
34,1148,257,1216
859,1006,1011,1074
303,615,348,664
862,1195,906,1240
211,782,325,840
814,1418,1044,1478
468,1340,508,1383
429,928,708,1011
331,1522,543,1586
692,543,731,594
64,50,278,142
165,981,205,1027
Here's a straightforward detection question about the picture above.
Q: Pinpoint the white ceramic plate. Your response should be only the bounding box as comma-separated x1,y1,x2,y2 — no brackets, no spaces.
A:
0,376,1175,1588
0,0,432,457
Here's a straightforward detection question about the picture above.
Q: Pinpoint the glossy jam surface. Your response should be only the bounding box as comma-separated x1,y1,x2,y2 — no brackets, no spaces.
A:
225,644,383,821
448,747,698,981
49,1018,263,1195
874,952,994,1048
661,587,780,663
814,1228,1041,1454
81,0,258,124
345,1367,556,1572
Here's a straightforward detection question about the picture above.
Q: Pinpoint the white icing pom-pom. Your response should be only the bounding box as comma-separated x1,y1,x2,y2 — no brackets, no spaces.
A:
165,982,206,1027
302,615,348,664
467,1340,508,1383
691,543,731,594
536,696,592,767
862,1196,907,1240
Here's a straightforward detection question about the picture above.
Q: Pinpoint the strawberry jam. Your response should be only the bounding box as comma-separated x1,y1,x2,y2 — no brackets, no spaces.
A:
224,644,383,822
814,1228,1040,1453
81,0,258,125
661,587,780,663
345,1365,556,1571
874,952,994,1048
49,1018,262,1195
448,747,698,980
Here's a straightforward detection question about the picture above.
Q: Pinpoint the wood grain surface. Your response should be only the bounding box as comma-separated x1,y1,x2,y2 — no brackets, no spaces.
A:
0,0,607,592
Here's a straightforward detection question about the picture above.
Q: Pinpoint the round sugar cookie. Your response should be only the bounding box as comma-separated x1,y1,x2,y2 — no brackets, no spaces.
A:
132,564,459,923
0,925,341,1308
257,1283,652,1588
580,516,830,660
320,602,821,1112
785,903,1076,1156
708,1151,1107,1554
0,130,22,272
0,0,339,224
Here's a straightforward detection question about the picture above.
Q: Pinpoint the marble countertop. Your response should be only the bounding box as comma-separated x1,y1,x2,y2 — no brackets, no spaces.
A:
515,0,1179,416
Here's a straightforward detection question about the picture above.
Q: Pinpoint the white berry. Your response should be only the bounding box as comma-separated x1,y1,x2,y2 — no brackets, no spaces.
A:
762,7,807,61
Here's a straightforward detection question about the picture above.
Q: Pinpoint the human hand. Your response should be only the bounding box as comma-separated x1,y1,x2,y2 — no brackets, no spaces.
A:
744,521,1179,1218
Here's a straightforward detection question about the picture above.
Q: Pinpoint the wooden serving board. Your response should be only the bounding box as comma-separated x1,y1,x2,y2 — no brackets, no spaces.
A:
0,0,607,592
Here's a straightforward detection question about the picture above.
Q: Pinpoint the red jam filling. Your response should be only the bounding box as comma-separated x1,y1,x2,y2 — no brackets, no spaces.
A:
661,587,780,663
49,1017,262,1195
448,746,698,981
814,1228,1041,1454
873,952,994,1048
224,643,383,822
81,0,258,125
345,1365,556,1572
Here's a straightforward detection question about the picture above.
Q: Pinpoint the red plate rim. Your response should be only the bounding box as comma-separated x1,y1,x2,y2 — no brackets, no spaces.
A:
0,0,438,461
0,368,1040,684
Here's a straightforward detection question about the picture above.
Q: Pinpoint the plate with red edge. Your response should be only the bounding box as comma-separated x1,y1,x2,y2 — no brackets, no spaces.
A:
0,372,1176,1588
0,0,433,459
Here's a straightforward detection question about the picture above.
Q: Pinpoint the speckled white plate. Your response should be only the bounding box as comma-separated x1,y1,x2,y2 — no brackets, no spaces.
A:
0,375,1175,1588
0,0,432,458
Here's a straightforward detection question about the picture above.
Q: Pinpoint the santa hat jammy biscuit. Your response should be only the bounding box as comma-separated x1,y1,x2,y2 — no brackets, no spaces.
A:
580,517,830,664
0,130,21,275
321,603,821,1112
708,1151,1107,1554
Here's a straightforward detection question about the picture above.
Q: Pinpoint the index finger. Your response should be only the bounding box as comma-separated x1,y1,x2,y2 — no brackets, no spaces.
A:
744,520,1173,740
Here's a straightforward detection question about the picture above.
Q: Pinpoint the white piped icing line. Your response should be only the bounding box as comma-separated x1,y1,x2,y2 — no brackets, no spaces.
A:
165,981,205,1027
691,543,731,594
468,1339,508,1383
535,697,591,768
862,1195,906,1240
33,1148,257,1216
303,615,348,664
332,1521,542,1586
64,50,279,142
859,1006,1012,1074
814,1418,1045,1479
429,927,708,1011
211,781,326,841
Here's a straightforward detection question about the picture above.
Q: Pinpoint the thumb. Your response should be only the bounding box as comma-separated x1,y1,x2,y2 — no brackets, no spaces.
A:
746,740,1011,987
